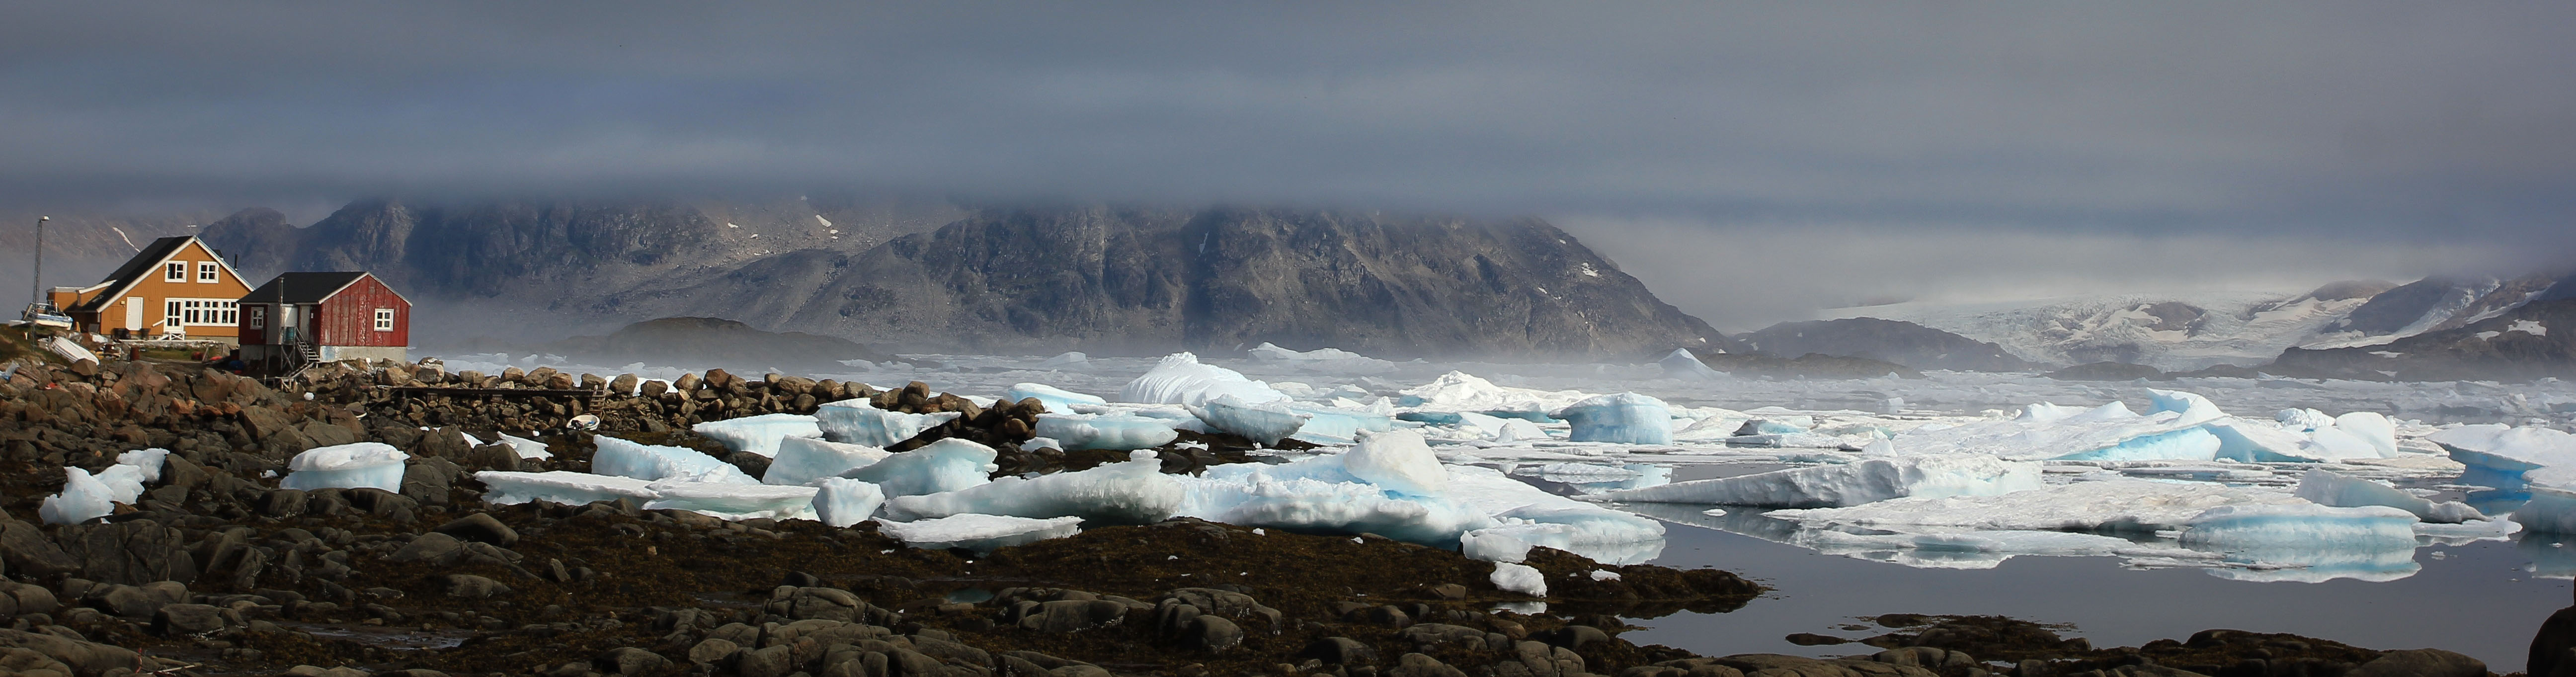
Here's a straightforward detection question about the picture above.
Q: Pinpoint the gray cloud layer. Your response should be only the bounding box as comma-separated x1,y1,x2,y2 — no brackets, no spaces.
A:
3,2,2571,324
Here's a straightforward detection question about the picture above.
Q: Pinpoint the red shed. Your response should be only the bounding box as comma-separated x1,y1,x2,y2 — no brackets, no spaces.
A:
237,271,412,372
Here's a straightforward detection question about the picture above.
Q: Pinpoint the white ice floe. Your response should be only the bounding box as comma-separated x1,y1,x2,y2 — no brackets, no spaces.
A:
1284,405,1394,444
885,456,1183,524
279,442,410,492
592,436,757,484
876,514,1084,552
2293,469,2484,523
1036,351,1090,369
1399,371,1591,419
1586,455,2040,508
691,413,822,458
1767,479,2303,532
641,479,819,520
1551,393,1674,445
39,468,126,524
763,436,892,486
2428,424,2576,486
1190,396,1310,445
498,433,554,460
1890,402,2217,462
2515,487,2576,535
1656,349,1724,381
2179,503,2419,548
115,448,169,482
1002,383,1108,412
1119,352,1288,406
1342,430,1450,497
838,438,998,498
1245,342,1397,372
811,478,886,527
476,471,659,506
1489,562,1547,596
1034,413,1181,450
814,400,962,447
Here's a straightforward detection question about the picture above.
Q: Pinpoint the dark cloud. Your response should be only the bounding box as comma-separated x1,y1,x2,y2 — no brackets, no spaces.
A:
2,2,2571,318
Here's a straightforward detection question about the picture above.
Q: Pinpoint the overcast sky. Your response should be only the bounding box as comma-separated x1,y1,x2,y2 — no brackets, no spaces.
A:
3,2,2570,325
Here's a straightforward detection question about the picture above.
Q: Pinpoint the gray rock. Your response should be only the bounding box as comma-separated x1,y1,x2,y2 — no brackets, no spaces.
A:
434,513,519,546
2349,648,2485,677
444,574,510,599
1182,615,1243,652
595,647,674,676
1301,637,1379,665
687,638,741,666
260,490,309,517
0,520,81,579
1017,599,1129,633
389,533,465,564
1391,653,1468,677
53,519,197,586
733,644,792,677
154,603,228,635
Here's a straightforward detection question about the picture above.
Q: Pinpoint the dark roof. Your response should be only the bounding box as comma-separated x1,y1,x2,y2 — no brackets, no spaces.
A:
66,236,195,314
241,272,371,305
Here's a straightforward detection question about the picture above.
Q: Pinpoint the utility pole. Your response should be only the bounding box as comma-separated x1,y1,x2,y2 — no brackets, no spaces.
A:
29,215,46,313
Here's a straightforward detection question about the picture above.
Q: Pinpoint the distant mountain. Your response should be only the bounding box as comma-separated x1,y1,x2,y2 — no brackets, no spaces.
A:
1735,317,2038,372
205,199,1723,358
2269,299,2576,381
1817,276,2566,372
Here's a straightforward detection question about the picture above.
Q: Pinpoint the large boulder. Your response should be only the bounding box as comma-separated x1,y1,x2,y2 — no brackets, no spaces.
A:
52,520,196,586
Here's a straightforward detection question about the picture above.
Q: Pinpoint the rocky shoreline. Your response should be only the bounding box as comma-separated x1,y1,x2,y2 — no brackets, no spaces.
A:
0,335,2535,677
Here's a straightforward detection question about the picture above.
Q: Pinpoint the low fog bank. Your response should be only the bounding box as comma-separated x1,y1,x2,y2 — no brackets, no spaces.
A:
1561,216,2560,332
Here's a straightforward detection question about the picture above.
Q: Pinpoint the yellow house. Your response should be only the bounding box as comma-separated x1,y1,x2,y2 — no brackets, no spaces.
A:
49,236,253,344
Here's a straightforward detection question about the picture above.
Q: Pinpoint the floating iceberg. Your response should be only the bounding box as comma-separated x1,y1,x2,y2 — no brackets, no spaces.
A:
1586,455,2040,508
641,480,819,520
763,436,893,486
815,400,962,447
38,468,118,525
1286,405,1394,444
2145,389,2227,425
1190,396,1309,445
2293,469,2483,523
885,456,1183,524
2428,424,2576,487
1037,351,1090,369
812,478,886,527
1551,392,1674,444
837,438,998,498
876,514,1084,552
1245,342,1396,372
2177,504,2420,550
279,442,411,492
476,471,658,506
691,413,822,458
1397,371,1589,420
592,436,757,484
1768,479,2304,532
1118,352,1288,406
1033,413,1181,450
1343,430,1450,497
1657,349,1724,380
2515,487,2576,535
1002,383,1108,412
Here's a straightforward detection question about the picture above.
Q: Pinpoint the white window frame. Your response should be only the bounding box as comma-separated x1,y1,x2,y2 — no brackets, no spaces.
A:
164,261,186,281
196,261,218,283
248,306,266,330
163,298,240,327
373,308,396,332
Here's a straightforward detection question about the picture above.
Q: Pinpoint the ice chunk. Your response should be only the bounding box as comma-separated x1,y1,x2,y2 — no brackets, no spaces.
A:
1287,405,1394,444
885,457,1183,524
812,478,886,527
38,468,117,524
2276,408,2335,431
1174,474,1497,544
279,442,410,492
475,470,657,506
498,433,555,460
1398,371,1590,419
764,436,893,486
876,514,1084,552
2144,389,2226,425
2294,469,2484,523
115,448,169,482
691,413,822,458
1489,562,1547,596
1037,351,1090,368
2177,504,2420,550
1588,455,2040,508
1002,383,1109,412
1550,393,1674,444
93,464,147,504
592,436,757,484
1342,430,1449,497
2051,427,2222,462
1189,396,1309,445
2515,487,2576,535
838,438,998,498
1767,478,2301,532
1118,352,1288,406
1246,342,1397,372
1034,414,1181,450
2333,412,2399,457
2202,419,2321,463
1494,418,1547,443
1657,348,1723,380
2428,424,2576,485
814,400,962,447
2300,426,2390,462
1458,507,1669,565
1888,402,2213,462
642,480,819,520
